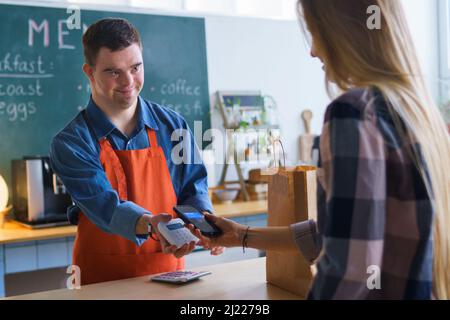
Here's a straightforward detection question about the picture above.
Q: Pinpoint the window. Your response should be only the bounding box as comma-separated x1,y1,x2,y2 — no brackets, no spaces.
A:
438,0,450,122
184,0,235,15
14,0,298,20
439,0,450,100
129,0,183,11
68,0,128,5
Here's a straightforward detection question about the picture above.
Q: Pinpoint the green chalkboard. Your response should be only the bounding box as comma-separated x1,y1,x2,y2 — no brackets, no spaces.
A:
0,3,211,196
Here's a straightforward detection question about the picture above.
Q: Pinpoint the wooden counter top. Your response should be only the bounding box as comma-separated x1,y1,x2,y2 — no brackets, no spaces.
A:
0,223,77,245
211,199,267,218
6,257,302,300
0,200,267,245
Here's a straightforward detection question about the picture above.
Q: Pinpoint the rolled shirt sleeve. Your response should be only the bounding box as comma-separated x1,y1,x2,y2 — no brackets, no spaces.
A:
290,220,321,264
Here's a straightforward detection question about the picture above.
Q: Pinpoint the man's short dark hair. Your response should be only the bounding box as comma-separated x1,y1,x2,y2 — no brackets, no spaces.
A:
82,18,142,66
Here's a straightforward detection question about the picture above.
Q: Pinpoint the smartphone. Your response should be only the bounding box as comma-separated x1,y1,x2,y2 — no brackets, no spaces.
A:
173,205,222,238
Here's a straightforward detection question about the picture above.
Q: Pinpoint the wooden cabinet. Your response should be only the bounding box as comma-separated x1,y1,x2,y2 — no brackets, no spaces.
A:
4,238,75,274
4,241,37,274
37,239,69,269
1,237,76,297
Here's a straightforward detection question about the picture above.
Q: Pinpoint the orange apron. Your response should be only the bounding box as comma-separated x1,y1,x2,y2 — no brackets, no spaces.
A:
73,120,184,285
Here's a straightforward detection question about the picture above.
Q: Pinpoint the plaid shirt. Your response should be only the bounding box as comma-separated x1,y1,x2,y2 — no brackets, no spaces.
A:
291,87,434,299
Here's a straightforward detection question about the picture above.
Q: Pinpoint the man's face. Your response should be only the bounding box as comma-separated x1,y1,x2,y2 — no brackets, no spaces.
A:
84,43,144,110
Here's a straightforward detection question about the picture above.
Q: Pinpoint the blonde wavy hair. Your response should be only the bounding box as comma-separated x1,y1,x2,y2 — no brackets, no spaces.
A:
298,0,450,299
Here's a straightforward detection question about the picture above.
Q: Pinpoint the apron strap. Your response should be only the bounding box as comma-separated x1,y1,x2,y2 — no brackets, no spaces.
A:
146,128,159,148
82,110,128,200
99,138,128,201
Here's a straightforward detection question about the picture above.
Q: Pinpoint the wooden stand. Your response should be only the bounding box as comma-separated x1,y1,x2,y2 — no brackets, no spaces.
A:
216,91,280,201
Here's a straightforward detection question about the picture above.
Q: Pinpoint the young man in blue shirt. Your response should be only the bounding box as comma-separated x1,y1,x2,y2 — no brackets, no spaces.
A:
50,18,222,284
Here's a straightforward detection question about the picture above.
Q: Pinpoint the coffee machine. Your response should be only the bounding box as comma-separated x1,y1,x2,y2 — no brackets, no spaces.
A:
11,156,72,226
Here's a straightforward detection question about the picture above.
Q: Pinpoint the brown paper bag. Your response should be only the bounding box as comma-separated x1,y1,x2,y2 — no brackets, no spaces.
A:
265,166,317,298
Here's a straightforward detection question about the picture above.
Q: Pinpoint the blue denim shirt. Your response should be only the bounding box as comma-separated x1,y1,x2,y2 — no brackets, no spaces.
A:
50,96,213,246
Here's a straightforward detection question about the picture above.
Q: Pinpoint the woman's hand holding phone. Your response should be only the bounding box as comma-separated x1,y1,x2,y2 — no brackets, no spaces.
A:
187,212,247,251
172,206,227,255
193,212,226,255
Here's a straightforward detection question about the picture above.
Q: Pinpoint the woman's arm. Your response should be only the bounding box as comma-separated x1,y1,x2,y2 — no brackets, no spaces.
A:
244,226,300,252
189,214,300,252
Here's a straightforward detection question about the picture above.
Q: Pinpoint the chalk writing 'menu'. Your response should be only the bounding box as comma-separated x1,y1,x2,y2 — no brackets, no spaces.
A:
29,19,49,47
28,18,88,49
58,20,75,50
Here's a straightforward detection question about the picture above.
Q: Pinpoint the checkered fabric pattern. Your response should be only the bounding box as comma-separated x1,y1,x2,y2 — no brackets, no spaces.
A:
291,87,433,300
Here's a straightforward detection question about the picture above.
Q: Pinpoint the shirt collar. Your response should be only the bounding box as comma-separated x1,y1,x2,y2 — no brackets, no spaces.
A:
137,96,159,131
85,96,159,140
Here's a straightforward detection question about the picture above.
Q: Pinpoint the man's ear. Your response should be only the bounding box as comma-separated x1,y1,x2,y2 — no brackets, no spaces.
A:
82,63,95,83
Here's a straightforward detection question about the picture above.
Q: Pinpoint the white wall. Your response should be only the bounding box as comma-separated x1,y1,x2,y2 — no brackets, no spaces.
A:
402,0,439,101
205,16,329,184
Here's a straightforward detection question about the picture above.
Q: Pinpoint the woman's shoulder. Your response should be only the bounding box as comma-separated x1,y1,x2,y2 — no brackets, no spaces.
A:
324,87,380,123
